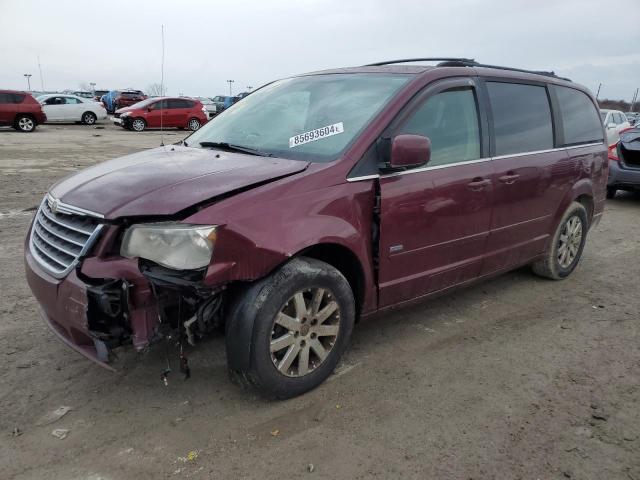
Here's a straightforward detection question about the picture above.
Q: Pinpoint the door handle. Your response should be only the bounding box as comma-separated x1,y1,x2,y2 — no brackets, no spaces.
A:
498,173,520,185
467,177,491,191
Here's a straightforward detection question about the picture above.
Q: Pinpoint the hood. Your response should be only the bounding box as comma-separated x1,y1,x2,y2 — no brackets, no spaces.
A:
115,105,137,114
49,146,309,219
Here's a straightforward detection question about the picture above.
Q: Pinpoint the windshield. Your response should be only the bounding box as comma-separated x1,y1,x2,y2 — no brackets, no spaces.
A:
186,73,410,162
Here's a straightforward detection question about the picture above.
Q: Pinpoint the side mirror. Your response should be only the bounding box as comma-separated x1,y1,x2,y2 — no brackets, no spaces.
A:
148,107,153,112
389,134,431,170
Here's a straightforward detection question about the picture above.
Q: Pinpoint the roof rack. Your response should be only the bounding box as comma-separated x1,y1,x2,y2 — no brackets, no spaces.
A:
366,58,476,67
365,58,571,82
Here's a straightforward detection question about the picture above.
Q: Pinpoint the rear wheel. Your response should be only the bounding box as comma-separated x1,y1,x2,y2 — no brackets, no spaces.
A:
14,115,36,132
226,257,355,399
130,118,146,132
606,187,617,199
187,118,201,131
82,111,97,125
532,201,588,280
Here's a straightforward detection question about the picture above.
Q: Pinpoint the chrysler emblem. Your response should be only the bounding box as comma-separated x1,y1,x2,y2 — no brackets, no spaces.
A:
48,197,60,214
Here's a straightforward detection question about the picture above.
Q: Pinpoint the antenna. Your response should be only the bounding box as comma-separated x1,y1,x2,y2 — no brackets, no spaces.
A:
160,24,165,147
37,56,44,91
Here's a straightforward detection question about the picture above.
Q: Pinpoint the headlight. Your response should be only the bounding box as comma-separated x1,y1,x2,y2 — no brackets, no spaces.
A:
120,111,131,117
121,223,217,270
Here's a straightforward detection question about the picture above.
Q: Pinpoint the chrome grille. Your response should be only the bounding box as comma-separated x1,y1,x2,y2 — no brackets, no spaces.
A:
29,195,104,277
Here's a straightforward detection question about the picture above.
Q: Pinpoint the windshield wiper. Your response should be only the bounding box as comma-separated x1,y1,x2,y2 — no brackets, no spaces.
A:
199,141,273,157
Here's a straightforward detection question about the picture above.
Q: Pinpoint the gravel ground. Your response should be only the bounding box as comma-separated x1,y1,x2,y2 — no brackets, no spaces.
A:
0,123,638,480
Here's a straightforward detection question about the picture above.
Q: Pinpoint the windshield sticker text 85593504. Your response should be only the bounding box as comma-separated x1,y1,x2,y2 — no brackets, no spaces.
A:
289,122,344,148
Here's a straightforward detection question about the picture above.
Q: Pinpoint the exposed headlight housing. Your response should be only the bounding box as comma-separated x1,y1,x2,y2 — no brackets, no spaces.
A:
121,223,217,270
120,111,132,117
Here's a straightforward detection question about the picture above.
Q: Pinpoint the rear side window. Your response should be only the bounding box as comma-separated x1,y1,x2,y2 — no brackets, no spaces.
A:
555,86,604,145
0,93,25,104
169,99,193,108
487,82,554,156
398,88,481,166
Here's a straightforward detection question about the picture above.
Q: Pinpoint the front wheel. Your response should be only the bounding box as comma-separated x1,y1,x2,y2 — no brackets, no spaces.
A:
226,257,355,399
82,111,97,125
187,118,201,131
130,118,146,132
532,201,588,280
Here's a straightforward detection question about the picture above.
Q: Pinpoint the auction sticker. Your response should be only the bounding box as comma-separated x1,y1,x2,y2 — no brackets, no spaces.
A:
289,122,344,148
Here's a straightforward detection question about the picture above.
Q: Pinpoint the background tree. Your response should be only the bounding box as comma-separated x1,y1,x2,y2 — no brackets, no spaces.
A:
147,83,167,96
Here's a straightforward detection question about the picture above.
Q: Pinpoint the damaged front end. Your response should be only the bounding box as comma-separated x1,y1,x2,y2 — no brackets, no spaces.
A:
25,202,230,379
84,261,227,381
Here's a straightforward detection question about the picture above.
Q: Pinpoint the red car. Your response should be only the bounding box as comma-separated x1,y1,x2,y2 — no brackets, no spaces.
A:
113,97,208,131
113,90,146,110
0,90,47,132
25,58,607,398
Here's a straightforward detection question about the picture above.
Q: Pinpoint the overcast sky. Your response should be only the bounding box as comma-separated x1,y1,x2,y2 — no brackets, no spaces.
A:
1,0,639,101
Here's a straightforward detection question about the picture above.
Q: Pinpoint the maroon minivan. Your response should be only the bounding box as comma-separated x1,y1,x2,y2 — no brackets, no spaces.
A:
24,59,607,398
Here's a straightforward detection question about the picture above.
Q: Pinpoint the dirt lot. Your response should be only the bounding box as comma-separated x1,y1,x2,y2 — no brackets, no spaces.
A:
1,123,639,480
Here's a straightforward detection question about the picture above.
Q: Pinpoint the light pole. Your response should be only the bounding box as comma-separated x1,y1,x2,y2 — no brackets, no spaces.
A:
89,82,96,93
246,85,253,92
23,73,32,91
227,79,234,96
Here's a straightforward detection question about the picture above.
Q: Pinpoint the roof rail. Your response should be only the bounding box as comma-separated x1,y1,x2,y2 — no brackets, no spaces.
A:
467,62,572,82
365,58,476,66
365,58,571,82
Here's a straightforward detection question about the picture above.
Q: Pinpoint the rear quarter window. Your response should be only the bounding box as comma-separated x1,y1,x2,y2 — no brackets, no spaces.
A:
0,93,25,104
487,82,554,156
555,86,604,146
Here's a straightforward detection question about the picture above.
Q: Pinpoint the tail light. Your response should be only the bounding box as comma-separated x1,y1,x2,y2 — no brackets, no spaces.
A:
608,142,619,161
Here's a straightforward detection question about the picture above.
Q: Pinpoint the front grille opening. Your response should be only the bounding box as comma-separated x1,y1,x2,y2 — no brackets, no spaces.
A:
29,197,103,277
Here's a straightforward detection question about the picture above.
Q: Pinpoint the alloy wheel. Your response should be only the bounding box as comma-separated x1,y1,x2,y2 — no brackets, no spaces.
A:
131,119,145,132
270,287,340,377
188,119,200,131
18,117,34,132
84,113,96,124
557,215,582,268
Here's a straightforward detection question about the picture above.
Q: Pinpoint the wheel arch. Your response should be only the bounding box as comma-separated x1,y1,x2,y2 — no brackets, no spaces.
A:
296,242,366,320
224,242,366,374
554,180,594,225
14,112,37,125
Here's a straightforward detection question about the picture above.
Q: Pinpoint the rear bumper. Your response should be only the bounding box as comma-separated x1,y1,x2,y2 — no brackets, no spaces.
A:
608,160,640,189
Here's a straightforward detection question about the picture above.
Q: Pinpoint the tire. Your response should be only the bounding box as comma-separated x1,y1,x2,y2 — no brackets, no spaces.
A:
14,115,36,132
226,257,355,399
187,118,201,131
130,118,146,132
82,111,97,125
606,187,617,199
532,201,588,280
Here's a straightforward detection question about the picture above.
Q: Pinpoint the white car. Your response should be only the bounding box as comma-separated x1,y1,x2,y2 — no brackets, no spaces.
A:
601,109,631,146
37,94,108,125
